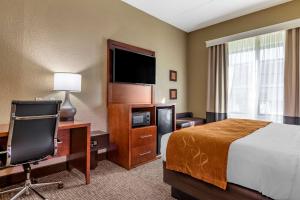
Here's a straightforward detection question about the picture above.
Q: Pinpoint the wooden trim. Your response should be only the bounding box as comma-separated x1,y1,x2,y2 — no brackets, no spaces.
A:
107,104,131,169
151,86,155,104
58,121,91,130
108,39,155,56
107,39,155,105
0,124,9,137
107,40,112,103
108,83,153,104
68,126,91,184
85,125,91,184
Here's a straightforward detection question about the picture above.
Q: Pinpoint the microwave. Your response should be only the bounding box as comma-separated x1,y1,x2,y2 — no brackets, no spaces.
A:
132,111,151,127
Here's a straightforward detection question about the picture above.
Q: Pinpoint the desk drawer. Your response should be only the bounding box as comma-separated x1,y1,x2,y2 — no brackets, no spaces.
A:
56,129,70,156
131,143,156,166
131,126,156,148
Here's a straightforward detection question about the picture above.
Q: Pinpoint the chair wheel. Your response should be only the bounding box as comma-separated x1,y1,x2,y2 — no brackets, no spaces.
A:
58,183,64,189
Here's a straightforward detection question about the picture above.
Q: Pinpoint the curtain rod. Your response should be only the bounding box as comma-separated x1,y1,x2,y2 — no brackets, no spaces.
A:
206,18,300,47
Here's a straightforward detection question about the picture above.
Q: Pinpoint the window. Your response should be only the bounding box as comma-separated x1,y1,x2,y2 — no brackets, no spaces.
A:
227,31,285,122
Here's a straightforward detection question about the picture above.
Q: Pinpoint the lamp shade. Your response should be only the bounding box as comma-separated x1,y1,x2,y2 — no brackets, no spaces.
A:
53,73,81,92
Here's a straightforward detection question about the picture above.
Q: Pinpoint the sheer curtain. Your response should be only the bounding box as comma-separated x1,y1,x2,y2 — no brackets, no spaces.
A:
228,31,285,122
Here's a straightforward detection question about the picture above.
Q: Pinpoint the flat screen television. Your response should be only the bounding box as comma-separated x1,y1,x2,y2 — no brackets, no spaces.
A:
112,48,156,84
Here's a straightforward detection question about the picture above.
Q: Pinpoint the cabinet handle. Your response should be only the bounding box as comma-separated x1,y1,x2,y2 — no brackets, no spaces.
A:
56,138,63,144
139,151,151,156
140,135,152,139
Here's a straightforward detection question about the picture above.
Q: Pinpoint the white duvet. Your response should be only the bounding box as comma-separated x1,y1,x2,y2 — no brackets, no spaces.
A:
161,123,300,200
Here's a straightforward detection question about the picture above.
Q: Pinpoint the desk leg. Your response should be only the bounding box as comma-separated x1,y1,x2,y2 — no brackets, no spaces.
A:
69,126,91,184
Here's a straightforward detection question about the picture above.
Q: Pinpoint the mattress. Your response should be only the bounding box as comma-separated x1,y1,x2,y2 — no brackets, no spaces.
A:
161,123,300,200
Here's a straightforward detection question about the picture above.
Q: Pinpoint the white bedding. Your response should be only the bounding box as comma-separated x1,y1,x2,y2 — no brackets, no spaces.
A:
161,123,300,200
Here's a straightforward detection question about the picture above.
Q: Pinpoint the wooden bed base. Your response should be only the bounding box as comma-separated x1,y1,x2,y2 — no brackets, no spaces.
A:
163,162,272,200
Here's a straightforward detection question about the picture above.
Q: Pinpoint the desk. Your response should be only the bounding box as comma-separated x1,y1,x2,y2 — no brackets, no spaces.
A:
0,121,91,185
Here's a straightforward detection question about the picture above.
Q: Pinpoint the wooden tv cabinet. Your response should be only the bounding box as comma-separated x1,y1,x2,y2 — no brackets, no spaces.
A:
107,40,158,169
108,104,157,169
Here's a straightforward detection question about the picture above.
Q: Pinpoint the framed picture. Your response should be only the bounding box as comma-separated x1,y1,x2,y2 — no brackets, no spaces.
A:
169,89,177,100
169,70,177,81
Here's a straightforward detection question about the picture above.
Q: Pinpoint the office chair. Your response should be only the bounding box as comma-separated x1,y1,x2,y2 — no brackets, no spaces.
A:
0,100,63,200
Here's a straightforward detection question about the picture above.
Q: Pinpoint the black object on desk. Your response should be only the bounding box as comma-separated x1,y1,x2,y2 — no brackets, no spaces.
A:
176,112,206,129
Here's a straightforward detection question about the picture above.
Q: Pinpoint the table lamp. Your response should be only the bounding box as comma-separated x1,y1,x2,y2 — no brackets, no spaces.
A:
53,73,81,121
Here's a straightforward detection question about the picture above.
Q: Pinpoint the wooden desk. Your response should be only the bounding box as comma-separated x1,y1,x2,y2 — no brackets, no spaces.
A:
0,121,91,185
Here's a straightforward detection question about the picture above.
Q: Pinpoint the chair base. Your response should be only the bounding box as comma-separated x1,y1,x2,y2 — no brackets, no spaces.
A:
0,181,64,200
0,164,63,200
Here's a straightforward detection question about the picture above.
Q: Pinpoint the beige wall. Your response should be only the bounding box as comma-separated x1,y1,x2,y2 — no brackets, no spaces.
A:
187,0,300,118
0,0,188,131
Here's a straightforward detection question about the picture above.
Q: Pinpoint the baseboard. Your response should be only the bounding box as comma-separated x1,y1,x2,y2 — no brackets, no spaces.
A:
171,187,198,200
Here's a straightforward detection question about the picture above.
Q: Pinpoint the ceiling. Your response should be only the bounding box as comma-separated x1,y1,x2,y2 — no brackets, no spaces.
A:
122,0,291,32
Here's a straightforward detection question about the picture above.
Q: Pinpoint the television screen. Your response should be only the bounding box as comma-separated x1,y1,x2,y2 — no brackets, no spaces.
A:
113,48,156,84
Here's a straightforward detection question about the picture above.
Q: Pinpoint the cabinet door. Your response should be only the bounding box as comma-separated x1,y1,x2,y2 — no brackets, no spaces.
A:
157,107,174,154
131,143,156,166
157,108,173,134
131,126,156,148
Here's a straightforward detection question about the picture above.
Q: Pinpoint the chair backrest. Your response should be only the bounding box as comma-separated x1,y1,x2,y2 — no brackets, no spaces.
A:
6,100,61,166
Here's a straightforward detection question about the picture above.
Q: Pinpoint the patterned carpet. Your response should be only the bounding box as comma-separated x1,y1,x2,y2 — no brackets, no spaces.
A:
0,159,175,200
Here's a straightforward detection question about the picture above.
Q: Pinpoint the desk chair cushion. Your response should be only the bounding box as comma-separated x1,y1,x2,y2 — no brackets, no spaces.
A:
11,119,56,165
8,101,61,166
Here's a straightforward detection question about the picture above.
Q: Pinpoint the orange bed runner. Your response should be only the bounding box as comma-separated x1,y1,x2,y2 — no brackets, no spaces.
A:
166,119,270,189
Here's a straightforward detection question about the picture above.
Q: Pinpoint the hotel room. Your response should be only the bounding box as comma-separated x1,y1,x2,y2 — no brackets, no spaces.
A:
0,0,300,199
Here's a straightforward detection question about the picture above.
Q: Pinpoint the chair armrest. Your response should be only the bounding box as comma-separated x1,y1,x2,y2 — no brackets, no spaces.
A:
0,150,7,155
57,138,62,144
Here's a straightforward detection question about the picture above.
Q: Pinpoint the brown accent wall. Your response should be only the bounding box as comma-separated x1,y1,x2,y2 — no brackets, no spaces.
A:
0,0,187,131
187,0,300,118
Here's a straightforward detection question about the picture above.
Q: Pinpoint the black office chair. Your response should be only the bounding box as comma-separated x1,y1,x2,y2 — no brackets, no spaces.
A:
0,100,63,200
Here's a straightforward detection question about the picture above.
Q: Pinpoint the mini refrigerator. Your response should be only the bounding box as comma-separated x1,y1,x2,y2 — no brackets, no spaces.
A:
156,106,175,154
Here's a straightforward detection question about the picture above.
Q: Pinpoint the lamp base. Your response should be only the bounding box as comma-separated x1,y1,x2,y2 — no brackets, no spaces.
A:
60,115,75,122
60,91,77,122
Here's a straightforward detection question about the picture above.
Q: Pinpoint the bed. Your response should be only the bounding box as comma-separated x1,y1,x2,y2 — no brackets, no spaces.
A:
161,122,300,200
